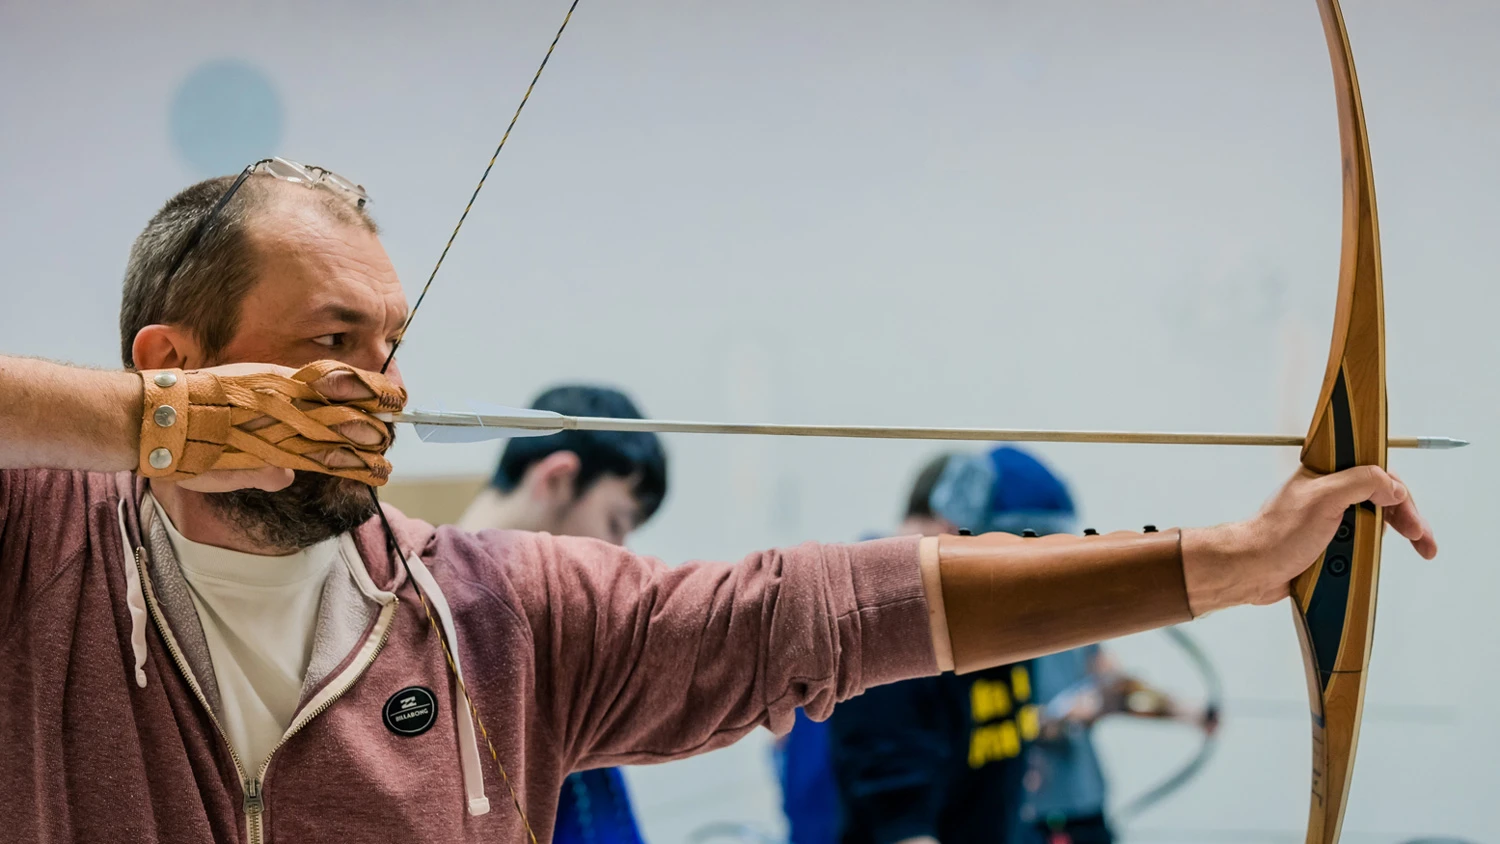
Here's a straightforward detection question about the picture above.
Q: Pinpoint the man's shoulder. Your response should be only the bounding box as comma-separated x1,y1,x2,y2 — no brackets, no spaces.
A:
418,522,654,607
425,522,527,572
419,520,624,571
1,468,137,513
387,512,551,588
0,470,139,633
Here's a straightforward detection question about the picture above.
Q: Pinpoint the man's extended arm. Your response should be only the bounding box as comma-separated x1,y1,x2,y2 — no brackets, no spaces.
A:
0,356,141,473
921,465,1433,674
481,462,1432,774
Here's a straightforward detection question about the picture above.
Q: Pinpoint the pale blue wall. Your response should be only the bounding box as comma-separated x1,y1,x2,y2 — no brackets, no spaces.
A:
2,1,1494,840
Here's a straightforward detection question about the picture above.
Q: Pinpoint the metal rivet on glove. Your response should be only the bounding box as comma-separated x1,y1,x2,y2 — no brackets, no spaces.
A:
153,405,178,428
148,448,174,470
153,372,178,388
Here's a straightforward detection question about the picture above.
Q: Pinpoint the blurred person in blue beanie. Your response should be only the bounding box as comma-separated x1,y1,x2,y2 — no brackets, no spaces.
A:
776,447,1206,844
778,448,1054,844
927,447,1210,844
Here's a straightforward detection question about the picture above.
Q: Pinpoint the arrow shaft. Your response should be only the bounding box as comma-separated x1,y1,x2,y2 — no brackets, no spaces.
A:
393,411,1459,449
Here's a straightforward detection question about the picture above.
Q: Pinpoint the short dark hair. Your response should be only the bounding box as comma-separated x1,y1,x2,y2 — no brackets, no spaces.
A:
119,173,378,369
493,385,669,523
905,452,961,519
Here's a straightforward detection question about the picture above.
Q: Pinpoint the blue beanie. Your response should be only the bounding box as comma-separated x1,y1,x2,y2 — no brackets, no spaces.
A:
928,446,1077,536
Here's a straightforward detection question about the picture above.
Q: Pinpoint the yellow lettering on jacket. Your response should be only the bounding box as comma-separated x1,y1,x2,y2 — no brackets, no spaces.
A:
1011,665,1031,702
967,720,1022,768
971,679,1012,722
1018,704,1040,741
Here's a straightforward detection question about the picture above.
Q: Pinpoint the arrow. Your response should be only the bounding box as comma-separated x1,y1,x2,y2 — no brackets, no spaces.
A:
391,407,1466,449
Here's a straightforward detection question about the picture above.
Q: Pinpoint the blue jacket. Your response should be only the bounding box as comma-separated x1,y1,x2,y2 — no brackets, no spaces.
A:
554,768,646,844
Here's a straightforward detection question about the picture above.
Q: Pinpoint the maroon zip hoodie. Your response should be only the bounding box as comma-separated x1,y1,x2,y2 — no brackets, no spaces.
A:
0,468,937,843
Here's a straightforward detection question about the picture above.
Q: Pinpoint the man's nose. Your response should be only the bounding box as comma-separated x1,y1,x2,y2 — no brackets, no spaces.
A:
381,357,406,392
348,337,402,387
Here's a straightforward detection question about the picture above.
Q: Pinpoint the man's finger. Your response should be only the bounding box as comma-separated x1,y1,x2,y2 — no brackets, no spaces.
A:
210,362,297,379
1315,465,1408,509
334,418,387,447
177,466,296,493
1318,466,1437,559
1384,469,1437,559
1382,497,1426,543
309,370,376,403
307,446,366,470
1384,499,1438,559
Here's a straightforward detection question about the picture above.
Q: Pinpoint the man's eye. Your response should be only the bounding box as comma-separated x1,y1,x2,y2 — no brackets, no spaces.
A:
312,334,345,348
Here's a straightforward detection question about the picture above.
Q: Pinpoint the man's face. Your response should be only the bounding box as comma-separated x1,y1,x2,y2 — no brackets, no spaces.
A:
548,474,644,547
219,190,408,379
202,186,409,549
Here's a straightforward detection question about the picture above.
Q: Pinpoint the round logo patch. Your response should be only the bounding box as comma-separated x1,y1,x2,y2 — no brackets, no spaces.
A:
383,686,438,737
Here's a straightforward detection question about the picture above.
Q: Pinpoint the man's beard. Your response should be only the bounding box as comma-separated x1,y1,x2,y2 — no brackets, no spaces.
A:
205,472,378,551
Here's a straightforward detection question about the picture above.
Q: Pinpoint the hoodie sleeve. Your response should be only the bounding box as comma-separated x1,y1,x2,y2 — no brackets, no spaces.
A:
491,531,937,770
0,469,93,643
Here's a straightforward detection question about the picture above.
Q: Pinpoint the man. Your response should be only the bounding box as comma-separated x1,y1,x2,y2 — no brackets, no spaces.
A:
459,383,669,844
0,159,1435,843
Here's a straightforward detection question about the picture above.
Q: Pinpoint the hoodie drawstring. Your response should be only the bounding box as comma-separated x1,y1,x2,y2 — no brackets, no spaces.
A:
116,500,149,688
402,552,492,817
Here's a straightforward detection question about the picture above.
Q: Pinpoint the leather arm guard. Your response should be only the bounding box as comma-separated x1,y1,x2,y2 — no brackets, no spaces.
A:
939,529,1192,674
135,360,405,486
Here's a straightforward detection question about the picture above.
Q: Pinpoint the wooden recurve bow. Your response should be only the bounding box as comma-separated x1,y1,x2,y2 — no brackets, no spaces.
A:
1292,1,1387,841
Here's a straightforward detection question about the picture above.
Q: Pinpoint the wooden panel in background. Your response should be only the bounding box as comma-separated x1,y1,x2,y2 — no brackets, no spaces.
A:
378,475,489,526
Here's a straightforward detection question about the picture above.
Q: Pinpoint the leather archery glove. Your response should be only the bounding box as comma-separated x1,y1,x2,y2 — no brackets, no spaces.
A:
135,360,405,487
937,529,1192,674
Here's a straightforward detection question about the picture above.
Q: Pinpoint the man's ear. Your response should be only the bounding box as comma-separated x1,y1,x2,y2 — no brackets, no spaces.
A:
132,324,204,371
529,451,581,505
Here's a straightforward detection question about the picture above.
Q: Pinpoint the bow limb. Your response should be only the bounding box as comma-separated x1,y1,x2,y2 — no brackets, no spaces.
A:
1291,1,1387,841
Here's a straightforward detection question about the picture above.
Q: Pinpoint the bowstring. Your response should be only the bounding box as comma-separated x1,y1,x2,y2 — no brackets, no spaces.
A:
369,2,583,838
381,0,583,376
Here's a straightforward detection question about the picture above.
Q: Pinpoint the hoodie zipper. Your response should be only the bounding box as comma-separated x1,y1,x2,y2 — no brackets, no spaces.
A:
244,602,397,844
135,546,398,844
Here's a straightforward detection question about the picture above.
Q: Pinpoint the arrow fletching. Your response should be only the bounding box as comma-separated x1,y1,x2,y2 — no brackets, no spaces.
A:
403,403,566,443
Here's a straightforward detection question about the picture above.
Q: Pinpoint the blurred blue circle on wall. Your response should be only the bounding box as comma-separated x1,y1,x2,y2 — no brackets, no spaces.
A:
170,59,284,177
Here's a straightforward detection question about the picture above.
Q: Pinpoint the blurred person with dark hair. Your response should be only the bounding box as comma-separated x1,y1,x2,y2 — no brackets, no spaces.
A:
458,383,667,844
459,384,667,546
